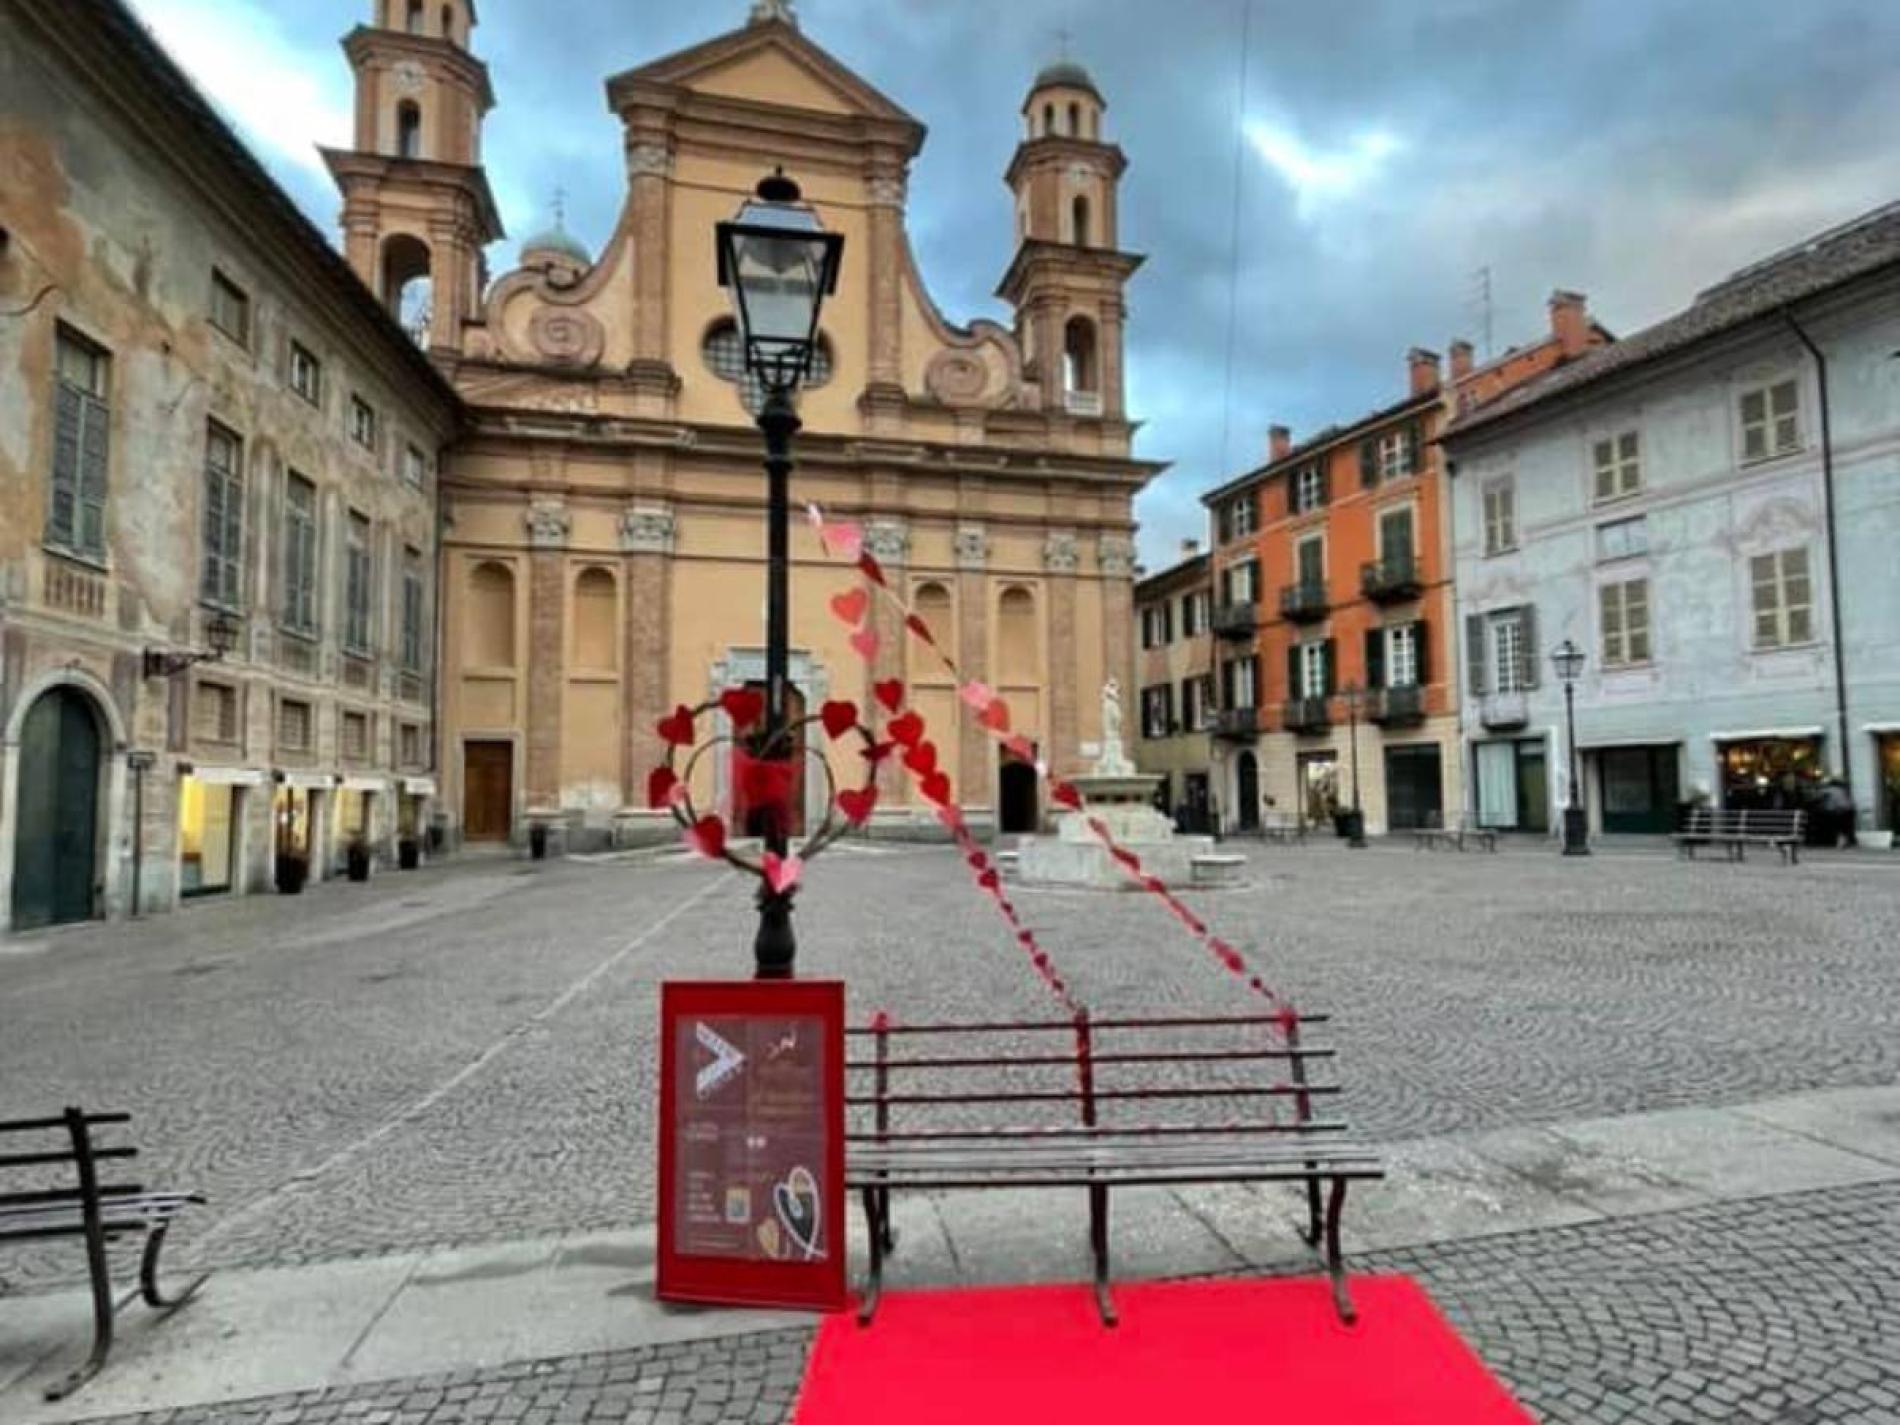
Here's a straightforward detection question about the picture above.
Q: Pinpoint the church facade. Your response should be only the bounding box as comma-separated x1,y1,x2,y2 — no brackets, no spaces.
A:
327,0,1161,848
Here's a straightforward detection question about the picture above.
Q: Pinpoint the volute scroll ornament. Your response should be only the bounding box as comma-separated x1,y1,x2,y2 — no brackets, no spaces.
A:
1098,534,1137,579
621,506,677,555
1043,530,1080,574
863,519,911,566
528,306,606,368
924,350,992,406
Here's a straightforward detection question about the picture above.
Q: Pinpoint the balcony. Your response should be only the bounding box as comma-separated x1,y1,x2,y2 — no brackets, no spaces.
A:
1369,684,1426,727
1279,581,1328,623
1361,553,1423,603
1480,689,1530,730
1211,707,1258,741
1210,601,1257,640
1282,697,1332,735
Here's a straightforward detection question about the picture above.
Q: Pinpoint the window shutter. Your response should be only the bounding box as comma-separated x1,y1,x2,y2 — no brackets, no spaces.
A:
1217,505,1232,544
1465,613,1487,696
1414,620,1431,685
1519,604,1541,688
223,475,245,608
1251,658,1263,709
1360,439,1378,489
1164,683,1176,731
1408,420,1424,474
1285,643,1300,704
1364,627,1385,691
201,469,224,602
78,394,110,556
1317,466,1331,505
1322,638,1337,696
51,384,82,547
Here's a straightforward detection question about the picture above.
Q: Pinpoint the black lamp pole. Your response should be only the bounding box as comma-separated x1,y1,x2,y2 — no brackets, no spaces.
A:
754,386,801,978
1344,683,1367,849
1553,639,1590,857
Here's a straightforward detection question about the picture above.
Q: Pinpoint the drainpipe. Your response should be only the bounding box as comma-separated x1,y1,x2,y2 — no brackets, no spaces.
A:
1782,308,1854,810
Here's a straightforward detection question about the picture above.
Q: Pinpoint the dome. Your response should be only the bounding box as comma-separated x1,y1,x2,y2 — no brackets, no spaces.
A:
1032,60,1099,95
521,224,590,266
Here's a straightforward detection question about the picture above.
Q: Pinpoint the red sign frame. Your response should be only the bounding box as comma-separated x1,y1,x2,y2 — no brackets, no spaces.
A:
656,979,848,1313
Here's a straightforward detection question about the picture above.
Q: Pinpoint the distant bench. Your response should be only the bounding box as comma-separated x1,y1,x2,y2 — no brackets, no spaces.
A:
0,1109,206,1399
1413,814,1498,853
1673,808,1806,863
1191,853,1246,887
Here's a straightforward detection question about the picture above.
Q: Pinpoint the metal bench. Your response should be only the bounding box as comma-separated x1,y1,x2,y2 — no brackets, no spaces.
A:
1673,807,1806,863
1413,813,1498,853
1259,812,1308,844
1,1109,207,1400
845,1012,1381,1328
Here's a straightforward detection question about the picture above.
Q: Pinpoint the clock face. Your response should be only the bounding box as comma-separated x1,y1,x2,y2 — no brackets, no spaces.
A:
392,61,426,94
1068,163,1094,184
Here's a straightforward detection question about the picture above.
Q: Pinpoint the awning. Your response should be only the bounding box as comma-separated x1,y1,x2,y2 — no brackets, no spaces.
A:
1708,727,1825,743
185,765,267,787
402,776,438,796
279,771,333,791
340,775,387,793
1862,723,1900,736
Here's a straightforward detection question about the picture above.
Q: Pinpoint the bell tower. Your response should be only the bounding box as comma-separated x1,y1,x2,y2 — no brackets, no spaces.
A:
998,60,1142,424
323,0,504,354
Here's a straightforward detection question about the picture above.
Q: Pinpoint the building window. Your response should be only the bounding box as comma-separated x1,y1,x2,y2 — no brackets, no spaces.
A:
396,101,422,159
1597,515,1648,562
200,422,245,611
345,512,374,654
342,710,370,763
289,342,322,405
210,269,251,345
702,319,833,414
1378,505,1415,564
350,395,378,451
400,722,423,768
1593,430,1641,502
1295,534,1324,589
48,325,111,562
401,549,425,671
1482,479,1515,555
282,473,319,636
1225,495,1258,541
1292,464,1326,514
404,443,427,487
1180,590,1206,637
1739,379,1800,463
1377,428,1414,482
194,681,239,744
1600,577,1652,667
1493,613,1526,693
1750,548,1813,649
1141,685,1174,739
1386,623,1419,688
1299,641,1328,699
1225,655,1259,709
1221,559,1257,606
278,698,312,753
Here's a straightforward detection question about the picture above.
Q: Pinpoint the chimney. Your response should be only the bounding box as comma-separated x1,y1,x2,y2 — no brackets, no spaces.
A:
1449,339,1474,380
1549,290,1589,357
1407,347,1442,395
1268,424,1291,462
1180,538,1201,557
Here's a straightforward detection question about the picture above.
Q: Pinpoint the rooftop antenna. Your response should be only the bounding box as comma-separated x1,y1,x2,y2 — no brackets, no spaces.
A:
1469,265,1495,360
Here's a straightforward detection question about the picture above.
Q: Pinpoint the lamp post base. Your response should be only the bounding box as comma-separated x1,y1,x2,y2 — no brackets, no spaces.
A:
754,889,797,979
1344,809,1368,849
1562,806,1591,857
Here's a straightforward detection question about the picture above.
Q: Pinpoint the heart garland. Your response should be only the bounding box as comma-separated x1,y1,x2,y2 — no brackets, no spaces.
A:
809,502,1294,1028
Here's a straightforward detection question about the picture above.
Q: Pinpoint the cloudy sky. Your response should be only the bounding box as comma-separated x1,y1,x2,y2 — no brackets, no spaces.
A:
126,0,1900,567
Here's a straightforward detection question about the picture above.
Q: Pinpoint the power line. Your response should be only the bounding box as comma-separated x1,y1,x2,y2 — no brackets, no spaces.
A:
1216,0,1256,482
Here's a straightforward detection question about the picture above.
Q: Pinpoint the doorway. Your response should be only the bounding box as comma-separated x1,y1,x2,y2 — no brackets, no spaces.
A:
999,751,1039,833
12,687,103,930
1383,744,1443,832
1600,745,1680,833
1182,772,1212,834
179,778,239,897
463,741,514,841
1297,751,1339,829
1235,751,1260,831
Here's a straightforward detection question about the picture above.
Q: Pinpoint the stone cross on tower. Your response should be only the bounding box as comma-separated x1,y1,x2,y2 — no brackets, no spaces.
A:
749,0,798,25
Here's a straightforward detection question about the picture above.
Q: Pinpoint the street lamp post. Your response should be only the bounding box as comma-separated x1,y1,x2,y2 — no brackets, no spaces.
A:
141,611,238,680
1551,639,1590,856
1341,682,1367,849
717,169,844,980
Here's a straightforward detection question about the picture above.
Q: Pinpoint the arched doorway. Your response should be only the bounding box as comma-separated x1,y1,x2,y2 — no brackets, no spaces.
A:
999,752,1040,835
12,687,104,929
1236,751,1260,833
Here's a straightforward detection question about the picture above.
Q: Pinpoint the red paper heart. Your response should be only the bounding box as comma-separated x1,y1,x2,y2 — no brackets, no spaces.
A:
958,681,995,711
658,704,698,747
857,551,887,586
905,613,936,645
874,679,905,713
837,786,878,825
849,626,880,662
820,700,859,740
1050,781,1083,811
919,770,953,807
685,814,726,861
1001,734,1036,763
720,687,765,731
888,711,925,748
861,741,896,765
647,766,681,810
976,867,1000,891
903,741,939,777
978,699,1011,733
829,588,870,627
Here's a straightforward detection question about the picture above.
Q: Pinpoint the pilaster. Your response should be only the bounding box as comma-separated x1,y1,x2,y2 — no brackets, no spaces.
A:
621,505,675,806
956,524,991,808
864,518,910,802
1045,530,1081,773
525,500,569,808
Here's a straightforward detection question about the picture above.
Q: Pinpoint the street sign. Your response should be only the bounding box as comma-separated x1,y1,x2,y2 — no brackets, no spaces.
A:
656,980,847,1312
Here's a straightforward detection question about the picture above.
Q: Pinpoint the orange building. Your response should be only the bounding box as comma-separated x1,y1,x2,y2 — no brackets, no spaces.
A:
1200,294,1609,835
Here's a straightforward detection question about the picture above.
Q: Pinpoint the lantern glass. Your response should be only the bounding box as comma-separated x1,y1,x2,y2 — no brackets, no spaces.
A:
716,173,842,392
1551,639,1586,684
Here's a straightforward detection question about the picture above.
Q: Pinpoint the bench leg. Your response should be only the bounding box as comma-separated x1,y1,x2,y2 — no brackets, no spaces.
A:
857,1187,885,1327
139,1220,207,1312
1324,1177,1357,1327
46,1221,115,1400
1302,1174,1323,1248
1088,1184,1118,1327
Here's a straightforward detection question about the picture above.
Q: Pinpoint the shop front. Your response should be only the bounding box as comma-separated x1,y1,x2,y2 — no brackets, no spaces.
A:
178,768,262,898
1716,730,1825,813
1592,743,1681,835
400,776,437,860
1382,744,1444,832
333,777,383,875
273,774,328,889
1297,751,1338,830
1473,737,1549,833
1878,733,1900,832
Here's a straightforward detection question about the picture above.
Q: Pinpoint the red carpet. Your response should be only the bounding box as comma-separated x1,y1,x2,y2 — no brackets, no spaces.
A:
793,1276,1532,1424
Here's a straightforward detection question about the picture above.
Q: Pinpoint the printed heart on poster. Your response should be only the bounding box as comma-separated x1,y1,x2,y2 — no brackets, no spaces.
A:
820,699,859,740
762,851,804,896
849,626,880,662
837,786,878,825
774,1165,822,1261
828,588,870,627
658,704,697,747
888,711,925,748
685,815,726,861
720,687,765,731
874,679,906,713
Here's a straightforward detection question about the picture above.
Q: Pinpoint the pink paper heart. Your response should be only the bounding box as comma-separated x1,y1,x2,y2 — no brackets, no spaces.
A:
958,681,996,711
849,626,879,662
762,851,803,896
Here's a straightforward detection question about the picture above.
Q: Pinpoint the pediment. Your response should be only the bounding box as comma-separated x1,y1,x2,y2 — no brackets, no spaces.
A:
607,20,919,128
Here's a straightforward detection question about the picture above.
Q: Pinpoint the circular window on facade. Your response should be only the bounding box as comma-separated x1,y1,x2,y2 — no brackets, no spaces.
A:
701,319,833,415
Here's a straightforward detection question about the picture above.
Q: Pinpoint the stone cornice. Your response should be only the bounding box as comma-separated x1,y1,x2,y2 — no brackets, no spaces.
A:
1003,136,1129,191
320,149,505,243
341,25,496,112
997,240,1146,306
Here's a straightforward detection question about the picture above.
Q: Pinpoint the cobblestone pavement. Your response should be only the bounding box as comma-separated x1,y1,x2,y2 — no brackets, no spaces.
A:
2,842,1898,1285
64,1183,1900,1424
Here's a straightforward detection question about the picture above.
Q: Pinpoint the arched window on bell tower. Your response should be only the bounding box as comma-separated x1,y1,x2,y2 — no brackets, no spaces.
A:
396,101,422,159
441,5,456,43
381,234,433,345
1064,316,1098,398
1072,195,1091,248
405,0,423,33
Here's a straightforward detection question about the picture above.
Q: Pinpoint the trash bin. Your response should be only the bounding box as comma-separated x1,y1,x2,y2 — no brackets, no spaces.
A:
529,822,550,860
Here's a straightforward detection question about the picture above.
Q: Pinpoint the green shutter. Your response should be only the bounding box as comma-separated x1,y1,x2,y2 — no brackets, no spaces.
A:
1365,628,1385,690
78,395,109,557
1322,638,1337,695
1286,643,1301,703
1360,439,1378,489
1465,613,1487,696
1408,420,1425,474
1414,620,1431,685
223,474,244,608
1519,604,1540,688
50,384,82,548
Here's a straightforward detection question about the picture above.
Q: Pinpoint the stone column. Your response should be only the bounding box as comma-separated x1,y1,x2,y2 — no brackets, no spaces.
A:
525,499,569,811
626,133,675,401
1100,299,1128,420
427,216,468,353
1044,530,1081,773
1098,533,1137,728
863,157,907,431
620,505,675,807
955,524,992,809
864,518,910,803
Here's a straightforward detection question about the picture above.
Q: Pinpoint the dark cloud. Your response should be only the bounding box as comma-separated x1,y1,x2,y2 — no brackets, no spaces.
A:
247,1,1900,565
